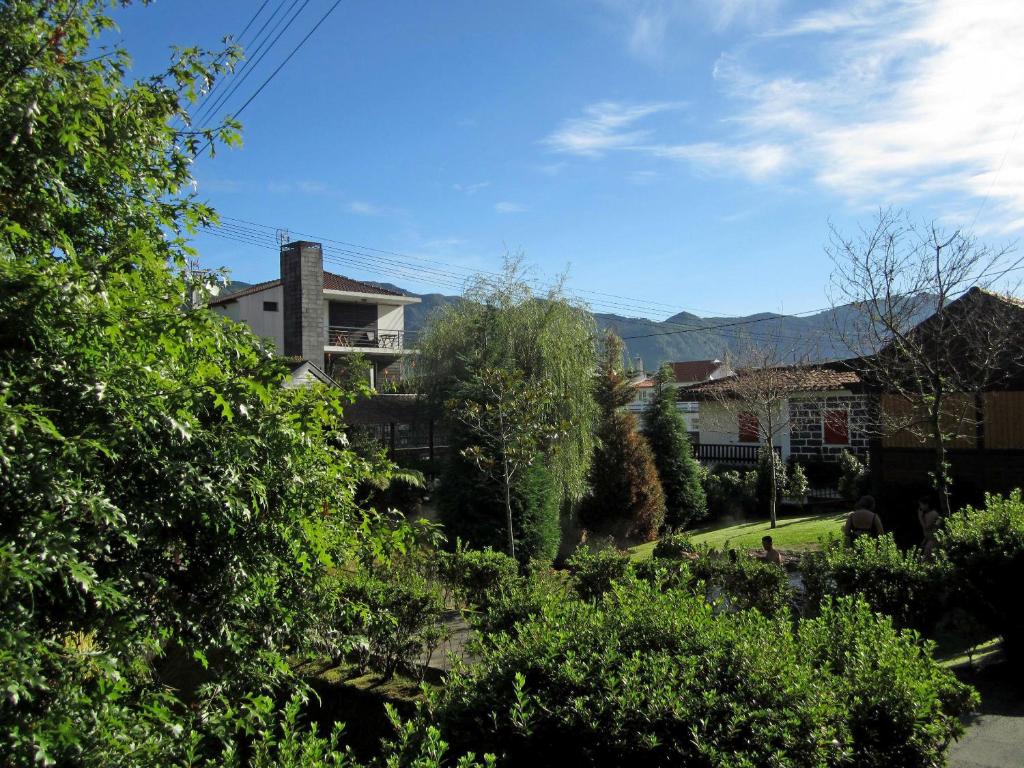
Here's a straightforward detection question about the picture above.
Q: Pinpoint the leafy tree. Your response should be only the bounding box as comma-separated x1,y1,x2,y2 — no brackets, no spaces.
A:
0,2,389,763
440,455,561,568
643,364,707,528
579,332,665,544
418,258,597,506
447,366,562,561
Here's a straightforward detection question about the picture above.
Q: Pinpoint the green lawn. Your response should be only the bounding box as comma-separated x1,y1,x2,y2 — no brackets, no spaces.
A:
631,511,847,559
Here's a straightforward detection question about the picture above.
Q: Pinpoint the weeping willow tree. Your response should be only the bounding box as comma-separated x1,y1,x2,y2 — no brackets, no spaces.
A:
418,257,598,506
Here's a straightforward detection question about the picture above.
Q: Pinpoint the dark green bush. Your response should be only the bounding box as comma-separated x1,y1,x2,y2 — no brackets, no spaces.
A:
702,468,758,519
630,557,692,593
799,597,978,768
565,547,633,601
335,572,446,679
434,582,974,768
470,570,569,639
788,460,810,501
651,531,695,560
439,458,561,567
837,449,869,502
940,490,1024,663
438,546,521,610
691,553,794,617
800,535,945,631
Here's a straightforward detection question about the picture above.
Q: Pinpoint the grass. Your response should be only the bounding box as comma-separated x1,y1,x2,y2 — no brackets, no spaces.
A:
631,510,847,559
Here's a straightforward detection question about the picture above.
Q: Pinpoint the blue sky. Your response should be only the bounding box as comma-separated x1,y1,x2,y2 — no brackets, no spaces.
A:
111,0,1024,319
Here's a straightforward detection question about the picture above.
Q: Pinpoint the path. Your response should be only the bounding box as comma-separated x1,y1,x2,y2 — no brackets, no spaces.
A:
948,660,1024,768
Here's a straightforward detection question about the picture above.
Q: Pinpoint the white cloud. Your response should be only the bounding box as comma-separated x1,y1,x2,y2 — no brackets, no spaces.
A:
347,201,383,216
708,0,1024,230
766,0,891,36
543,101,682,157
453,181,491,195
495,201,527,214
705,0,782,31
266,180,329,195
544,101,788,181
648,142,789,180
600,0,780,59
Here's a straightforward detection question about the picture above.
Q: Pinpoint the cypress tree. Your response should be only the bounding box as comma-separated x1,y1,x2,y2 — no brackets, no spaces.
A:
643,365,708,529
579,332,666,544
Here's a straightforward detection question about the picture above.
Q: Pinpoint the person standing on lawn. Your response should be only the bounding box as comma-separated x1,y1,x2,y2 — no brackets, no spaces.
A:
917,496,941,559
844,495,883,544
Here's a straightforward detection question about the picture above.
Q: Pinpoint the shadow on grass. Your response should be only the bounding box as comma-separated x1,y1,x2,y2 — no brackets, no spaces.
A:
689,512,847,537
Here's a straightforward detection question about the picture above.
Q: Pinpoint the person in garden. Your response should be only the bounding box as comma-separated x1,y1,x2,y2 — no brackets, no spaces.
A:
761,535,783,566
844,495,883,544
917,496,941,559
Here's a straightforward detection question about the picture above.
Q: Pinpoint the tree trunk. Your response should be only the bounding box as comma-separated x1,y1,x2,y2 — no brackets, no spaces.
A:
931,401,953,516
769,454,778,529
504,468,516,562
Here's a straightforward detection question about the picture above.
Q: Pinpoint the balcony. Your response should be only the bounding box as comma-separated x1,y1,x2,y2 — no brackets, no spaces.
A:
326,325,412,353
696,443,782,466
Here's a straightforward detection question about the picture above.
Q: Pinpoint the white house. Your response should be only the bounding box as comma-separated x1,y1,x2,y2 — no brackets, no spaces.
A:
678,366,871,466
209,241,420,388
626,359,734,440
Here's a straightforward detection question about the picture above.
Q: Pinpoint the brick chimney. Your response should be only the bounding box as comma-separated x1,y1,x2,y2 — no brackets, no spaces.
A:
280,241,324,361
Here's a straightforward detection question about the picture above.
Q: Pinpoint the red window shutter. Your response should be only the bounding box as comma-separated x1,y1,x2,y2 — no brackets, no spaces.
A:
738,411,759,443
824,409,849,444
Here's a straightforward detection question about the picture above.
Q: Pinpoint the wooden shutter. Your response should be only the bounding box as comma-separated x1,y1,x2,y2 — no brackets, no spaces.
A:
824,409,849,444
738,411,759,443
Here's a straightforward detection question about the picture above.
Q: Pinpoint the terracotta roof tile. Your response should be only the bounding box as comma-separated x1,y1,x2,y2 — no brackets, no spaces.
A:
679,366,861,400
670,359,726,383
208,279,281,306
208,271,406,307
322,271,403,296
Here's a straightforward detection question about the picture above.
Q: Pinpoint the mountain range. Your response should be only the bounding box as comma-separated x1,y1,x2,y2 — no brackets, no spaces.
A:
397,289,857,370
220,279,862,370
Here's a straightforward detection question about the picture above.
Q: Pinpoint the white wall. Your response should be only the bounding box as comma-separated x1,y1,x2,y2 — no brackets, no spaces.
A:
697,400,791,458
212,286,285,353
377,303,404,334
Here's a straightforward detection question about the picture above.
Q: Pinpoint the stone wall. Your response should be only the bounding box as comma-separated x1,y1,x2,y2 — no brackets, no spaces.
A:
788,392,874,462
280,241,324,362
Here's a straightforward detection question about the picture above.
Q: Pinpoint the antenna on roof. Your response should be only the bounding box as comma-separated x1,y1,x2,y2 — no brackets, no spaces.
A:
276,229,290,247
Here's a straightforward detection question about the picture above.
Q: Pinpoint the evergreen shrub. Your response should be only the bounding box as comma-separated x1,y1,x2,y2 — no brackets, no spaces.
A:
438,546,521,610
435,584,975,768
439,458,561,567
652,532,695,560
800,535,945,632
940,490,1024,663
565,547,632,601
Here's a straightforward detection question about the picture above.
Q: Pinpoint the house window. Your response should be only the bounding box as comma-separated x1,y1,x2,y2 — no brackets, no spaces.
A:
738,411,759,443
263,301,279,312
824,409,850,445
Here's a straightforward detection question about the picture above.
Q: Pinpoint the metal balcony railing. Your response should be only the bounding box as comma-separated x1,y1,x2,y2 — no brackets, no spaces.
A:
696,443,782,465
326,325,409,350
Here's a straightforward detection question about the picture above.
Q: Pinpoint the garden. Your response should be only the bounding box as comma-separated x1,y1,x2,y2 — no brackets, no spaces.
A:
2,3,1022,766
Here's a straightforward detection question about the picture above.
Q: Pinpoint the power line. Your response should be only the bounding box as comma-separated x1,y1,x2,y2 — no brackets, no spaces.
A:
200,217,1024,345
200,225,826,346
194,0,309,125
230,0,344,121
178,0,278,130
217,215,786,319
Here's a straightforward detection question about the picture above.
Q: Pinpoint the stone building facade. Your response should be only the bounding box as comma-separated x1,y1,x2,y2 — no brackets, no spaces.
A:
787,392,874,463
